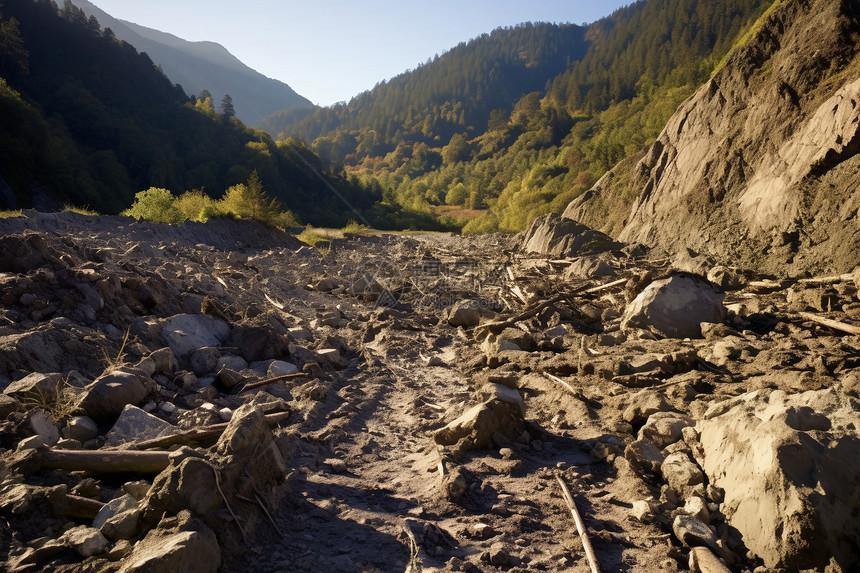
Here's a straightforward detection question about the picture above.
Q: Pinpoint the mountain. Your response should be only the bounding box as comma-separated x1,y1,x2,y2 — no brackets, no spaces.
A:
0,0,395,227
69,0,312,127
564,0,860,275
268,0,772,233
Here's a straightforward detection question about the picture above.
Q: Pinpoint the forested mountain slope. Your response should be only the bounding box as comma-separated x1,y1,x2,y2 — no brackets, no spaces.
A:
0,0,400,227
69,0,312,126
566,0,860,275
271,0,772,233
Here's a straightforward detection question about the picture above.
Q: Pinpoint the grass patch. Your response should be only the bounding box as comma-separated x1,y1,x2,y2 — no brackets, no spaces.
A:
341,219,373,235
0,209,22,218
63,204,99,216
21,376,80,424
101,326,131,372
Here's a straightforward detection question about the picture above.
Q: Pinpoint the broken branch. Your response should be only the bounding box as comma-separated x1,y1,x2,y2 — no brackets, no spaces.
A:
235,372,306,394
556,475,601,573
131,411,291,450
796,312,860,336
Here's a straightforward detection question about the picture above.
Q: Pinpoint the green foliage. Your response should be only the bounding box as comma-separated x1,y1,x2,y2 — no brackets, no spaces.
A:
63,203,98,215
122,187,182,224
342,219,371,235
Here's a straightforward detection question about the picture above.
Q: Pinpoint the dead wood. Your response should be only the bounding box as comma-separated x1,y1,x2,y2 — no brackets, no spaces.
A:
233,373,306,394
556,475,601,573
688,546,732,573
131,411,291,450
42,449,172,473
63,494,105,519
796,312,860,336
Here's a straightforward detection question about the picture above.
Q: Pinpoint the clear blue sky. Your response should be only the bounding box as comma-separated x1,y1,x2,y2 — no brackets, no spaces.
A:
90,1,633,106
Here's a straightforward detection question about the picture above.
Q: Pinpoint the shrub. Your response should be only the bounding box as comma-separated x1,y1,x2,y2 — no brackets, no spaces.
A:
121,187,182,224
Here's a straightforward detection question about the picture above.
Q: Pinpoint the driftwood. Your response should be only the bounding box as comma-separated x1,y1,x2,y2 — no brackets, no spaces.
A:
688,546,732,573
797,312,860,336
132,410,291,450
42,449,172,473
541,372,586,400
582,277,627,294
556,475,601,573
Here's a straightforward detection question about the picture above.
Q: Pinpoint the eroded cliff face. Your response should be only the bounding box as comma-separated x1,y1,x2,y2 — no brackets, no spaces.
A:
567,0,860,275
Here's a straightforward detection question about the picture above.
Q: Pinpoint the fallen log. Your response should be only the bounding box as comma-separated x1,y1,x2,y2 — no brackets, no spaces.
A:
796,312,860,336
42,449,172,473
688,546,732,573
556,475,601,573
131,410,291,450
63,494,105,520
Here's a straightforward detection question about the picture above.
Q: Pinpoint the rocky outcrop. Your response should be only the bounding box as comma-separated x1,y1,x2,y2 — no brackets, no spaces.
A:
566,0,860,275
520,213,622,258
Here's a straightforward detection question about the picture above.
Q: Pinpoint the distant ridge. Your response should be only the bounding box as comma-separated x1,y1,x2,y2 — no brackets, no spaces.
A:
71,0,312,126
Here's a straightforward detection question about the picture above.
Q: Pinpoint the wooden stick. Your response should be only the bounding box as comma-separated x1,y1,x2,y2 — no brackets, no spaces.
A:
556,475,601,573
234,372,306,394
132,411,291,450
797,312,860,336
583,277,627,294
541,372,584,399
42,449,172,473
797,273,856,285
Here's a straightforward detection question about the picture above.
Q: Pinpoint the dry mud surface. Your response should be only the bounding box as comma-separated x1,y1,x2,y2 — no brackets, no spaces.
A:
0,212,858,573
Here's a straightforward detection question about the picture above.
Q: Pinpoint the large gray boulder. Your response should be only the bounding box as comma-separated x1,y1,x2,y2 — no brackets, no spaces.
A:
621,275,725,338
698,388,860,570
161,314,230,357
521,213,622,258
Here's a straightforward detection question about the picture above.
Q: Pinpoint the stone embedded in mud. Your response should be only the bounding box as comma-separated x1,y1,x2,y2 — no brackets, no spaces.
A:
639,412,693,449
698,388,860,570
623,390,674,426
621,275,726,338
434,388,527,450
447,299,483,328
78,368,155,423
189,347,221,377
624,438,665,478
161,314,230,357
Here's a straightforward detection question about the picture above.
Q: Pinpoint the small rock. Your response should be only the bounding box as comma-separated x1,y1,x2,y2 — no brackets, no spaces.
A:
447,299,483,327
78,368,155,422
3,372,62,401
623,391,673,425
673,514,719,550
316,348,345,369
661,452,705,497
189,347,221,376
267,360,299,377
631,500,658,523
683,496,710,523
105,405,174,447
639,412,693,448
28,409,60,446
624,438,665,477
149,348,178,374
64,416,99,442
62,525,109,557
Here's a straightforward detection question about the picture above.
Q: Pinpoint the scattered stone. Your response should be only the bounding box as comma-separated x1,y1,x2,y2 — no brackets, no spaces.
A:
661,451,705,498
707,266,746,291
434,388,527,450
630,500,658,523
27,409,60,446
149,348,178,374
267,360,299,377
189,347,221,376
621,275,726,338
684,496,711,523
639,412,693,448
623,391,673,425
624,438,665,478
64,416,99,443
316,348,345,369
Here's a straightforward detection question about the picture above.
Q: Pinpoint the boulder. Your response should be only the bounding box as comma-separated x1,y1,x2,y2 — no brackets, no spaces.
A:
447,299,483,328
624,438,665,478
78,368,155,423
521,213,622,257
698,388,860,570
434,387,527,450
621,275,726,338
639,412,693,448
564,257,617,280
3,372,62,401
61,525,109,558
118,511,220,573
189,347,221,377
161,314,230,357
661,451,705,498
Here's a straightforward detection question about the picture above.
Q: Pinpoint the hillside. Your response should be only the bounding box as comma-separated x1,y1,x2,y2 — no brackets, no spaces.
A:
70,0,312,126
271,0,772,233
0,0,407,228
564,0,860,275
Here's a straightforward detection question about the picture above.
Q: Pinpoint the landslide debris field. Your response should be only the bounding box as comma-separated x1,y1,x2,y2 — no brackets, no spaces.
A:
0,212,858,573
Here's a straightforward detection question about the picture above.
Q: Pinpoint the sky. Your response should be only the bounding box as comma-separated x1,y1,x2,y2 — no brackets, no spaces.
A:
89,1,633,107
